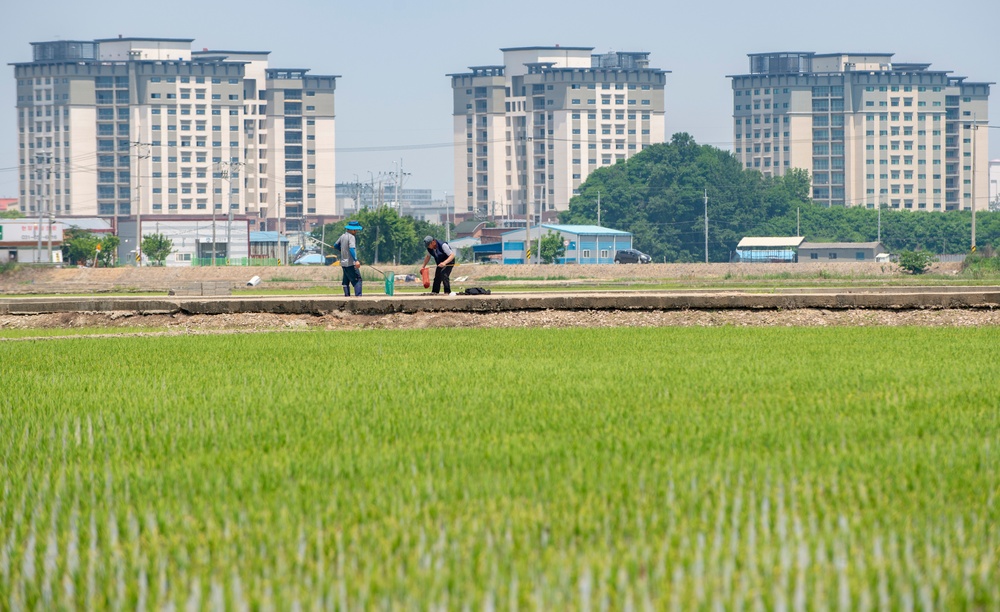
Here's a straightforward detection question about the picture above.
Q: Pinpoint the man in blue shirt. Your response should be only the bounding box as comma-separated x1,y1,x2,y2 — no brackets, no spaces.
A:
335,220,363,296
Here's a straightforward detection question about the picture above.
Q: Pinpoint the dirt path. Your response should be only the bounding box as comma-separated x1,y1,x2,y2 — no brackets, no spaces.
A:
3,306,1000,340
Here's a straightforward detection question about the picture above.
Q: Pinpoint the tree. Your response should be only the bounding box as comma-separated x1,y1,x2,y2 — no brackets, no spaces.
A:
897,250,936,274
97,235,119,267
539,231,566,264
560,133,811,263
62,228,99,265
313,210,445,266
60,230,120,267
1,209,23,219
559,133,1000,259
142,233,173,266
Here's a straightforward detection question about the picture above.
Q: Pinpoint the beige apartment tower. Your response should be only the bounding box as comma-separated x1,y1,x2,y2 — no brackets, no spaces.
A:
449,46,668,220
13,38,338,232
730,52,991,211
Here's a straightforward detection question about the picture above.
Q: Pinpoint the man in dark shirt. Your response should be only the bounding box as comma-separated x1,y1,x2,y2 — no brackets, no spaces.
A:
421,235,455,295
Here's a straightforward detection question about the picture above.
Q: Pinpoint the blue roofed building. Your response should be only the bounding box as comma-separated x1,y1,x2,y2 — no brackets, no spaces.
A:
487,224,633,264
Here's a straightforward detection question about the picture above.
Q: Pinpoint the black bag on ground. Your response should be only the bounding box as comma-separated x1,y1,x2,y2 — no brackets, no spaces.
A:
462,287,491,295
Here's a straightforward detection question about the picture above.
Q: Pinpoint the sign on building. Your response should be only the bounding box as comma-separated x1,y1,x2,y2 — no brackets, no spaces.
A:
0,222,64,244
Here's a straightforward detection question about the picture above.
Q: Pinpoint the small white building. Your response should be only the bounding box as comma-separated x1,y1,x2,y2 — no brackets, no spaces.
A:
117,215,251,266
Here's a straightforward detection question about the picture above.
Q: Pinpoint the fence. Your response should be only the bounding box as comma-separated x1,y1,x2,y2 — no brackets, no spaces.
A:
191,257,281,267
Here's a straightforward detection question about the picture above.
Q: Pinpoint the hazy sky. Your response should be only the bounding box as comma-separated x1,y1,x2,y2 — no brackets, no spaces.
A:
2,0,997,201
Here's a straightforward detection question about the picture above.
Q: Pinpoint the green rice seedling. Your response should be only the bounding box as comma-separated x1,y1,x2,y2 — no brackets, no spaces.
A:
0,327,998,608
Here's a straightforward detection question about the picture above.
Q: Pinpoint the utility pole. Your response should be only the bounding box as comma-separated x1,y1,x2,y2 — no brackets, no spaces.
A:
877,202,881,243
213,163,220,266
132,137,151,266
444,191,450,242
797,207,801,237
392,161,398,210
597,190,601,228
34,152,51,263
45,153,55,264
39,152,53,263
351,174,361,214
367,171,378,210
704,188,709,264
277,193,283,236
537,211,542,265
971,115,978,253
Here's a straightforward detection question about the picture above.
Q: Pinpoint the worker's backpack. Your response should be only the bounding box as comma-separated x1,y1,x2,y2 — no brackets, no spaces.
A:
462,287,491,295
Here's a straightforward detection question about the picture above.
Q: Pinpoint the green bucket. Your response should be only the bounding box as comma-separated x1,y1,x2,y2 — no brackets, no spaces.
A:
384,273,395,296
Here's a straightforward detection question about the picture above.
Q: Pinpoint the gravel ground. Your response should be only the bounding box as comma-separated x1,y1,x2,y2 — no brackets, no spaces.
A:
3,306,1000,340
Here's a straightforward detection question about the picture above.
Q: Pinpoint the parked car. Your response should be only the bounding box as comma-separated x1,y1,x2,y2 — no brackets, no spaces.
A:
292,253,338,266
614,249,651,264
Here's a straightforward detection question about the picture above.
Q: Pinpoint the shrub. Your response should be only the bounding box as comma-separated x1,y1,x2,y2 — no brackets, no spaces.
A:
897,250,936,274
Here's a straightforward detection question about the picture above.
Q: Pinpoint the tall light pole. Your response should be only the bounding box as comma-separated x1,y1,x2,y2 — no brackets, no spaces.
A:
704,188,709,263
218,160,245,265
132,136,150,266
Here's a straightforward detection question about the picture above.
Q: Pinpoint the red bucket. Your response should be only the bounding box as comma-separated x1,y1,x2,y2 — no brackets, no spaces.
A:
421,267,430,288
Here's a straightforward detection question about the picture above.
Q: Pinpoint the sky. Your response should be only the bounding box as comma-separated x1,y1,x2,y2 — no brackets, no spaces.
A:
1,0,998,202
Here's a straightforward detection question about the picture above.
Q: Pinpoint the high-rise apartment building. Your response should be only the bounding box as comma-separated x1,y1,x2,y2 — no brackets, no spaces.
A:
449,46,668,219
730,52,990,211
13,37,338,231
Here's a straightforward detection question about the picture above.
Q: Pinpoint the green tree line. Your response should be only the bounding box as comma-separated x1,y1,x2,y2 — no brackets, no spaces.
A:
560,133,994,261
311,208,449,266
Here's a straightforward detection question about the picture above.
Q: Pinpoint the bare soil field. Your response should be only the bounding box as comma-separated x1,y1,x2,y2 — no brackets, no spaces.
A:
0,260,965,295
3,261,995,336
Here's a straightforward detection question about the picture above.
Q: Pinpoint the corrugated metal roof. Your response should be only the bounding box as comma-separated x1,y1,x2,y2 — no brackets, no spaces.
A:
500,224,632,238
799,242,885,250
250,231,289,243
540,224,631,236
56,217,114,232
737,236,805,248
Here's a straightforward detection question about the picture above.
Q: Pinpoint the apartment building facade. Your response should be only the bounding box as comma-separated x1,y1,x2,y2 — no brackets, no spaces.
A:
449,46,667,220
730,52,991,211
13,37,337,233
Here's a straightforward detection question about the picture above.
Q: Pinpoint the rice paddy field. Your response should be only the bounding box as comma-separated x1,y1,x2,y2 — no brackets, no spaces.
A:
1,327,998,609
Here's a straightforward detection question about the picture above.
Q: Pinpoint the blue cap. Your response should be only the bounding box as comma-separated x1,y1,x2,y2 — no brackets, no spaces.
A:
345,220,363,231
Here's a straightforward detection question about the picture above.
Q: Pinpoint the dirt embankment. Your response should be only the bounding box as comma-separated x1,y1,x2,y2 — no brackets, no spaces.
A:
1,261,985,336
0,261,963,295
3,306,999,338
